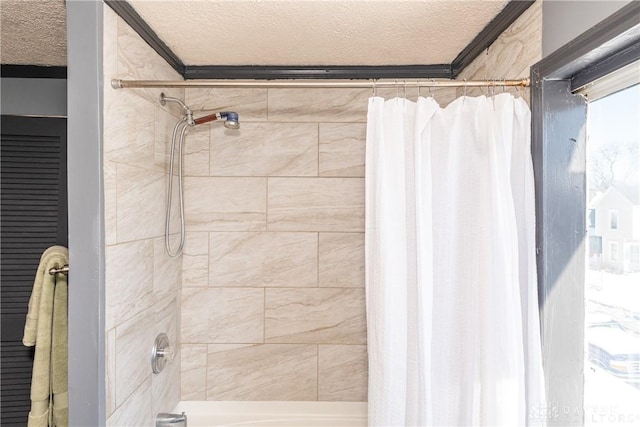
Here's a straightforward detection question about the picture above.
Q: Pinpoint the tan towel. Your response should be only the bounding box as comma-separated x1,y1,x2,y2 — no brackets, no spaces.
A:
23,246,69,427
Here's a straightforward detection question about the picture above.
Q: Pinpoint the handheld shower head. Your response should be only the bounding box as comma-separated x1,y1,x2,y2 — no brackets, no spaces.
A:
222,112,240,129
193,111,240,129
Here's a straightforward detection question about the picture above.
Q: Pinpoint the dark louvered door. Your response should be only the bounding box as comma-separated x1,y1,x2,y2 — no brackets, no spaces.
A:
1,116,67,426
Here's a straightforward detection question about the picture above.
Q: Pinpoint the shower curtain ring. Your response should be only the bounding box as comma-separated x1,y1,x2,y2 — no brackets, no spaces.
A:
402,80,407,99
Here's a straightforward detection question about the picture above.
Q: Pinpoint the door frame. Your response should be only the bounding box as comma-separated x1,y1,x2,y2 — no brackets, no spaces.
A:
67,0,106,425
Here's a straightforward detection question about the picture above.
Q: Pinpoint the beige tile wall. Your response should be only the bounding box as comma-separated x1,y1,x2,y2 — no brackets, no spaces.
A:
181,87,368,402
104,7,183,425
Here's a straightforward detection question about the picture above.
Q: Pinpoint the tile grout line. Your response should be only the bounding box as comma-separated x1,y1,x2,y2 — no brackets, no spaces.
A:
316,232,320,288
207,231,211,288
265,176,269,231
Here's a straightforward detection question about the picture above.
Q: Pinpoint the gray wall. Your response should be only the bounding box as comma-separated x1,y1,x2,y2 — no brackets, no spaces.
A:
1,78,67,116
66,0,106,425
543,0,633,56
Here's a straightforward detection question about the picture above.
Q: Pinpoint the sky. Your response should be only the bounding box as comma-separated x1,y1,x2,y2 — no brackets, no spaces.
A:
587,84,640,190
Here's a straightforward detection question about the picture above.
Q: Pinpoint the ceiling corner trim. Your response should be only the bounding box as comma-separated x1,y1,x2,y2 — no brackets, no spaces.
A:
0,64,68,79
183,65,452,80
451,0,536,77
104,0,185,76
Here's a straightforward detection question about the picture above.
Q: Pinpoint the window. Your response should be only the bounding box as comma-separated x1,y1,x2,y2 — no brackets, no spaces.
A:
609,210,619,230
589,209,596,228
608,241,619,262
584,83,639,427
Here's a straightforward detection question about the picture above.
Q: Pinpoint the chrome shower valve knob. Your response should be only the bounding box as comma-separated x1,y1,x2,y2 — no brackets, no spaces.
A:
151,333,173,374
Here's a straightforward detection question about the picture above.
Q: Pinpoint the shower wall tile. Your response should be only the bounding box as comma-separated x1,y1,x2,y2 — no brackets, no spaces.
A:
268,88,369,122
265,288,366,344
186,88,268,122
319,123,366,177
181,344,208,400
106,328,116,417
267,178,365,232
116,16,183,114
115,164,166,242
154,104,172,172
104,89,156,170
206,344,317,401
318,345,368,401
105,239,155,330
318,233,365,288
105,13,183,425
209,232,317,287
154,105,197,173
104,160,117,245
210,122,318,177
113,305,156,407
183,125,210,177
155,295,181,353
110,295,180,423
181,287,264,343
182,84,370,403
184,177,267,231
182,232,209,287
106,377,152,427
153,237,182,300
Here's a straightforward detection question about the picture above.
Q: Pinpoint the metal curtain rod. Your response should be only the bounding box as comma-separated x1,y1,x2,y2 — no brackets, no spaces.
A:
111,78,530,89
49,265,69,275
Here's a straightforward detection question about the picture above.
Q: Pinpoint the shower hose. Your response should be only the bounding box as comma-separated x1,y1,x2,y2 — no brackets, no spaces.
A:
165,117,190,257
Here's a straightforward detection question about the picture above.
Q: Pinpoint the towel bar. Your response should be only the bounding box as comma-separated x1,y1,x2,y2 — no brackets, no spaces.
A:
48,265,69,275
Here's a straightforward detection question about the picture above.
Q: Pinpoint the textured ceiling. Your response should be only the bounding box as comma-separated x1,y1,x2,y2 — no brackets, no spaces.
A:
128,0,510,66
1,0,67,66
0,0,510,68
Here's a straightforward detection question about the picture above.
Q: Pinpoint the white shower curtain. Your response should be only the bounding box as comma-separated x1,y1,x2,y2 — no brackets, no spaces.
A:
365,94,545,427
